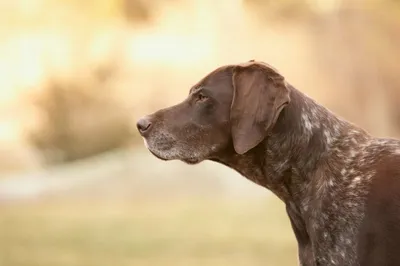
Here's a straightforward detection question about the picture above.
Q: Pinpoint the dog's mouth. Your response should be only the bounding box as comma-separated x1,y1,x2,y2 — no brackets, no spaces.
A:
143,136,203,164
143,135,180,159
181,157,201,165
143,138,173,159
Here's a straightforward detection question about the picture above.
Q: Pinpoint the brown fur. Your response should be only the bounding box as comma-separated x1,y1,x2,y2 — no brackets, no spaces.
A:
137,60,400,266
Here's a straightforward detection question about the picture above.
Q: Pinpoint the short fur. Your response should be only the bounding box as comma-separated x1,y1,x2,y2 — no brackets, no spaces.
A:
136,60,400,266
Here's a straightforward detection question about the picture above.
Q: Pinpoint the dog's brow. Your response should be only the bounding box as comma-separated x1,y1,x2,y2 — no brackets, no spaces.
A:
189,86,203,95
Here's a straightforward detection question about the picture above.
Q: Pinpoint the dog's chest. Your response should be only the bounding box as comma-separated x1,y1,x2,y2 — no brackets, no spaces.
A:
299,163,376,265
307,201,364,266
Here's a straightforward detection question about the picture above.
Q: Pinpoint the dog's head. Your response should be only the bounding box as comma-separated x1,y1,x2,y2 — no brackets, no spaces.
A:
136,60,290,164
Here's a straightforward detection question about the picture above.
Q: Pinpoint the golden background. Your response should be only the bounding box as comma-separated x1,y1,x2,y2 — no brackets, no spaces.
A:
1,0,400,265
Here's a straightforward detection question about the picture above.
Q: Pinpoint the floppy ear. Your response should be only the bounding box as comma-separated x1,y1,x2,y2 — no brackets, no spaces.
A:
230,62,290,154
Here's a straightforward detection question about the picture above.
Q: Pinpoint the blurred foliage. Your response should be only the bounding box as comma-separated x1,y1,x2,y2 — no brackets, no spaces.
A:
27,64,132,165
243,0,313,21
121,0,152,23
121,0,181,23
306,0,400,136
54,0,181,24
0,0,166,30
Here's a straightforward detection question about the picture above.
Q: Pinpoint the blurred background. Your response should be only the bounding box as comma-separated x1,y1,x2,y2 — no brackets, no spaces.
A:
1,0,400,265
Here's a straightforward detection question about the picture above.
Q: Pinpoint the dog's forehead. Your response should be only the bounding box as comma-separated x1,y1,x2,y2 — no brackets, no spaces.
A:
190,65,233,93
237,60,280,73
189,60,280,94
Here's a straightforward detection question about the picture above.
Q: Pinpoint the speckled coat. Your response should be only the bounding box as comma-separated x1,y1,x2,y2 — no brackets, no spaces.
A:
137,61,400,266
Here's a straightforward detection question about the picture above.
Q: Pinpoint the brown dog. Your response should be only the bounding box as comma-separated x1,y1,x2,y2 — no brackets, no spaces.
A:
137,60,400,266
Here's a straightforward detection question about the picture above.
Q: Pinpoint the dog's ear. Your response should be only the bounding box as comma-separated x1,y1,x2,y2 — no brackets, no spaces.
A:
230,61,290,154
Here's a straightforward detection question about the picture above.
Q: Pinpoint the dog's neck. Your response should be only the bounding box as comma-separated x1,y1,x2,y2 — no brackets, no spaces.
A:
211,84,371,207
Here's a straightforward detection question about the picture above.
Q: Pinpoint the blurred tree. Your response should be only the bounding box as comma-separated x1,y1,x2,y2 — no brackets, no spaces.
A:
122,0,151,23
121,0,181,24
28,63,133,166
243,0,313,21
310,0,400,137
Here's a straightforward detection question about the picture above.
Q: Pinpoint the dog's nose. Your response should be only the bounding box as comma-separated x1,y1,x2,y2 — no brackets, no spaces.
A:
136,117,152,135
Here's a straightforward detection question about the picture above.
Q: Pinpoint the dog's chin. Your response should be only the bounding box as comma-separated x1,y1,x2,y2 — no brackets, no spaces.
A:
149,149,203,165
143,138,173,161
143,138,206,164
148,149,170,161
146,146,204,165
181,157,203,165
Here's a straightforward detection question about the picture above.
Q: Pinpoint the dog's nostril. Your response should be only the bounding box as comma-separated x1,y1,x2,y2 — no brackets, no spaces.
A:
136,118,152,134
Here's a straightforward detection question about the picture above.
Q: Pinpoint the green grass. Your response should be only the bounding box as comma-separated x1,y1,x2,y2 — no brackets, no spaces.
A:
0,197,297,266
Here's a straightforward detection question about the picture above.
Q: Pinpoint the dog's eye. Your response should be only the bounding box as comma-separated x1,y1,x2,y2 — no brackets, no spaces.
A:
196,93,208,102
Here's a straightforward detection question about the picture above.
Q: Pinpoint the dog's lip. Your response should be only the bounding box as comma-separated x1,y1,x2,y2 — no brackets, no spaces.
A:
150,136,177,149
149,149,169,161
145,141,200,163
144,138,176,161
142,138,149,149
182,156,202,164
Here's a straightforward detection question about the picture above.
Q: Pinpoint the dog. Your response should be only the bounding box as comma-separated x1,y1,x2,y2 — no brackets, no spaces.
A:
136,60,400,266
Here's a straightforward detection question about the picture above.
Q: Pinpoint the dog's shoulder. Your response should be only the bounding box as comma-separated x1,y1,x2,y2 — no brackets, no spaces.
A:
356,138,400,266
